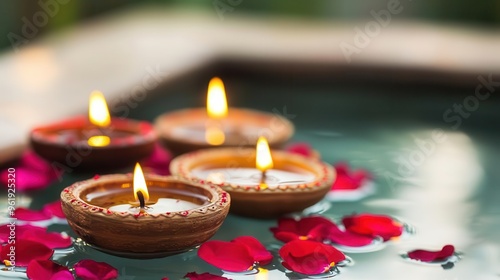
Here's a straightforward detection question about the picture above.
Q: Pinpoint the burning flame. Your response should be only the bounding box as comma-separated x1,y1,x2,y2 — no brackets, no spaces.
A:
89,90,111,127
206,77,228,119
256,136,273,172
205,77,227,145
88,91,111,147
133,163,150,202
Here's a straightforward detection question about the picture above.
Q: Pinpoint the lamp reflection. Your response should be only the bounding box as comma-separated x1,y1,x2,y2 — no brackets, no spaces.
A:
399,131,483,244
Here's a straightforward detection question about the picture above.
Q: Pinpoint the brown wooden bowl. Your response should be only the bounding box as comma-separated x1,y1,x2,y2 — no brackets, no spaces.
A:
31,116,156,171
170,148,334,219
61,174,230,258
154,108,294,155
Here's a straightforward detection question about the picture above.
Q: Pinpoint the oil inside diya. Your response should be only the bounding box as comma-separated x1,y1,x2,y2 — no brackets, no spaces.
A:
170,138,335,219
154,77,294,155
31,91,156,170
61,165,230,258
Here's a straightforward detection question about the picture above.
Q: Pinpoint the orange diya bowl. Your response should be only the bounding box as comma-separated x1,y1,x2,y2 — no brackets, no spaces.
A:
61,173,230,258
154,77,294,155
31,92,156,170
154,108,294,155
31,116,156,170
170,147,335,219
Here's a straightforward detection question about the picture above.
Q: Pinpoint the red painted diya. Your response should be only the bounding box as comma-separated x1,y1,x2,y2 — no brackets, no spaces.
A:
30,92,156,170
61,170,230,258
154,77,294,155
170,137,335,219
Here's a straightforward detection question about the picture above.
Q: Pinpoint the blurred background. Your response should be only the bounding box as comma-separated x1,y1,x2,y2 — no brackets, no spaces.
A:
1,0,499,51
0,0,499,163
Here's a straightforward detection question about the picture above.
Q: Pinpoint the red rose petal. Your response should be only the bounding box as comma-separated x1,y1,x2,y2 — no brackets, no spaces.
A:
286,143,313,157
274,232,303,243
232,236,273,265
184,272,231,280
0,151,59,192
27,259,72,280
0,224,46,243
14,208,51,221
21,151,54,173
271,216,334,243
74,259,118,280
141,143,172,175
279,240,345,275
1,239,53,267
286,142,320,160
284,253,332,275
407,245,455,262
1,168,54,192
324,223,375,247
342,213,403,241
42,201,66,219
198,240,254,272
332,162,371,191
21,230,72,249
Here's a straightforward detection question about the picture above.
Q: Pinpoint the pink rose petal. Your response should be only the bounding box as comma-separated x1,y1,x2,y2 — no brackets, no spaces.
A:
232,236,273,265
1,168,54,192
1,239,53,267
13,201,66,221
73,259,118,280
407,245,455,262
0,151,59,192
21,151,54,173
27,260,73,280
286,143,320,160
21,230,72,249
74,259,118,280
0,224,46,244
42,201,65,219
14,208,51,221
141,143,172,175
184,272,232,280
198,240,254,272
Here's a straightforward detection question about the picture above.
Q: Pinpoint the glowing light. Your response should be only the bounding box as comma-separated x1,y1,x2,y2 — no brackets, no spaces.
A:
206,77,228,119
256,136,273,172
205,124,225,145
89,90,111,127
255,268,268,280
87,135,110,147
133,163,150,202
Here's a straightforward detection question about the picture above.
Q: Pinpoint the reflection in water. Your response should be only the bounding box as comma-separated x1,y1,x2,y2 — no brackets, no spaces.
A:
394,131,484,279
399,131,483,245
255,268,268,280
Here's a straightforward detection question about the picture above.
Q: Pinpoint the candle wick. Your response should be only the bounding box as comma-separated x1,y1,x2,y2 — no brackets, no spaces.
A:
136,191,146,209
260,171,267,184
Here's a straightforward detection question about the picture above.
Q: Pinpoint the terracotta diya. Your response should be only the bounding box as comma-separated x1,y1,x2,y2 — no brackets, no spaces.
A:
61,163,230,258
170,137,334,218
31,91,156,170
154,77,294,155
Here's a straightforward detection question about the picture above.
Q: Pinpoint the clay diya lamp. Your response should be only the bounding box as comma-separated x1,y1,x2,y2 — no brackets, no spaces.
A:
31,91,156,170
61,163,230,258
154,77,294,155
170,137,334,219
